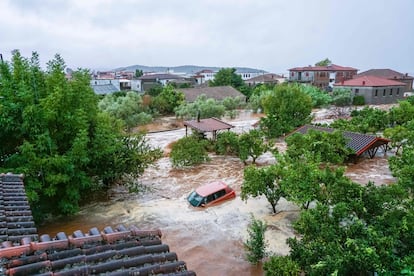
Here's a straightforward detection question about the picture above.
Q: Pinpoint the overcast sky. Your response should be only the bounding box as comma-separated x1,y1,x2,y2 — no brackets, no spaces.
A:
1,0,413,74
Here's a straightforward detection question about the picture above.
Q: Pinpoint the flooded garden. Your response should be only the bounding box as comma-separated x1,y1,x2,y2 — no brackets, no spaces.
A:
38,110,396,276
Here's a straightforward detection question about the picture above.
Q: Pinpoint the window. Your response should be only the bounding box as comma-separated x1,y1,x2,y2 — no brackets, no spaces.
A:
355,88,359,94
397,88,400,95
375,89,378,97
291,72,295,76
213,189,226,200
383,89,386,96
390,88,393,96
305,72,309,77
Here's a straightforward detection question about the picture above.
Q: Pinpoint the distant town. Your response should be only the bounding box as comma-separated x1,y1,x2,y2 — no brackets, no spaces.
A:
73,62,414,105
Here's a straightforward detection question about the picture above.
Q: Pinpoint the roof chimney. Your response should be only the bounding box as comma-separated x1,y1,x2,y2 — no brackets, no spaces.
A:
362,81,366,86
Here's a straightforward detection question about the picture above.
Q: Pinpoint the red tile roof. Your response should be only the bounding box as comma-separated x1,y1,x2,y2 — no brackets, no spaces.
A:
289,64,358,72
183,118,234,133
0,174,195,275
334,75,406,87
357,69,414,80
0,224,196,275
0,173,38,244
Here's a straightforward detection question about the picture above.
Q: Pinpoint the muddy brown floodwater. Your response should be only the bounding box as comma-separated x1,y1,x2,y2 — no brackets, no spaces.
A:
38,110,396,276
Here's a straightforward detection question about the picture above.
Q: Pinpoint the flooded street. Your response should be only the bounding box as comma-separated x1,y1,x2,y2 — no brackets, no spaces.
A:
38,110,396,276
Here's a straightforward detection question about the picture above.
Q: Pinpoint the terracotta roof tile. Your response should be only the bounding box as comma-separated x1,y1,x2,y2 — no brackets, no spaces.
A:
334,75,406,87
0,173,38,245
357,69,414,80
0,224,196,275
0,174,196,275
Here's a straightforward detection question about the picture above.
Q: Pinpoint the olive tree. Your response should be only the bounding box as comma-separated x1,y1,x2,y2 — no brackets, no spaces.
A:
260,84,312,138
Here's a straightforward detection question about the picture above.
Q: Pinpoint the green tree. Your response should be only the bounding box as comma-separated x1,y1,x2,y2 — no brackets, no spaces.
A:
209,68,252,97
315,58,332,66
287,182,413,275
389,100,414,126
332,87,352,107
260,84,312,138
170,136,210,168
285,129,353,164
299,84,332,108
238,129,271,164
174,95,226,119
98,91,152,131
244,215,267,264
263,255,300,276
209,68,244,88
215,131,239,156
384,125,411,155
278,155,322,209
150,84,184,115
241,165,284,213
329,106,390,134
135,69,143,78
0,51,161,218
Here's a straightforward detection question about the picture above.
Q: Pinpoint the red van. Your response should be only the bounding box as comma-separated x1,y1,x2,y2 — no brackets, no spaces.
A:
187,181,236,207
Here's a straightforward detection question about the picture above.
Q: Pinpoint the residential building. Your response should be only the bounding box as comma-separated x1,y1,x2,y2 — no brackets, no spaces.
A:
137,73,194,92
244,73,285,87
237,70,264,80
289,64,358,90
356,69,413,92
193,69,216,85
333,75,406,104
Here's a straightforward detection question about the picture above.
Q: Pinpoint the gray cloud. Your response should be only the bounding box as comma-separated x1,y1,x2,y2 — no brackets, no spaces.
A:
1,0,413,74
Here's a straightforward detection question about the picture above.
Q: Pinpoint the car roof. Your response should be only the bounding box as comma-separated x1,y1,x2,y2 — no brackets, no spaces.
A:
195,181,229,197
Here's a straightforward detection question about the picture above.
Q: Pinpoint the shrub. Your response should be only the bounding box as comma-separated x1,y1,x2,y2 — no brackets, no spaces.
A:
215,131,239,155
263,255,301,276
244,215,267,264
170,136,210,167
353,95,365,106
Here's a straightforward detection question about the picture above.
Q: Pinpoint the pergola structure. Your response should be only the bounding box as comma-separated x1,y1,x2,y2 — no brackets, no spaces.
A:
291,125,391,158
183,117,234,140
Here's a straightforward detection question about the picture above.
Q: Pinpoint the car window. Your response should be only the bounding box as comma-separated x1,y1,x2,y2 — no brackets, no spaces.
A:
213,189,226,200
206,194,215,203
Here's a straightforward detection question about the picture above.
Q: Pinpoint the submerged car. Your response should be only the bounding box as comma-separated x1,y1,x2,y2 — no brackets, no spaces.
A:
187,181,236,207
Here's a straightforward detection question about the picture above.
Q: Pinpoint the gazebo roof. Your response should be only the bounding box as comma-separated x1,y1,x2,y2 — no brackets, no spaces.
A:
291,125,390,157
183,118,234,133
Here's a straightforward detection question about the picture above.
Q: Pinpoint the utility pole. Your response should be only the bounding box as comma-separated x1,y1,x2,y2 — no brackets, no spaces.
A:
0,53,3,63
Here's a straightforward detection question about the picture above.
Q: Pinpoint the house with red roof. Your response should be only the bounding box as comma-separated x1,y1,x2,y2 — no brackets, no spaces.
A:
333,75,406,104
289,64,358,90
356,69,413,92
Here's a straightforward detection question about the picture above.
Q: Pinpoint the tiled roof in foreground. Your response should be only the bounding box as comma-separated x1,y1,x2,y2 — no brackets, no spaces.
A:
0,224,195,275
0,173,38,244
0,173,196,275
291,125,390,157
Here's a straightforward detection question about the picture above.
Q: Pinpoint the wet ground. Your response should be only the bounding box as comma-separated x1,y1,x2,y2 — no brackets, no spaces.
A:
38,109,396,276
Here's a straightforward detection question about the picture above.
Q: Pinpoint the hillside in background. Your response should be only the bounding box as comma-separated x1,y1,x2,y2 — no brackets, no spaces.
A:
113,64,267,74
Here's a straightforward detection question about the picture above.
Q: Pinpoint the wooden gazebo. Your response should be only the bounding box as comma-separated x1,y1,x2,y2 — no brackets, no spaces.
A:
183,117,234,140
